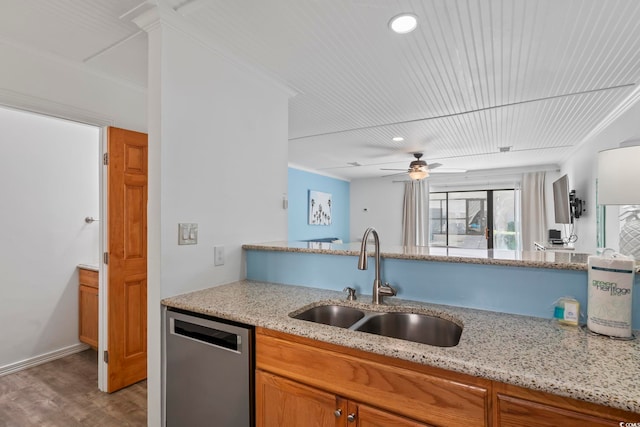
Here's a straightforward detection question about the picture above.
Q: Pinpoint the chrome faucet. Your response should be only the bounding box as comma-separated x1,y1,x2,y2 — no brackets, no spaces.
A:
358,227,397,304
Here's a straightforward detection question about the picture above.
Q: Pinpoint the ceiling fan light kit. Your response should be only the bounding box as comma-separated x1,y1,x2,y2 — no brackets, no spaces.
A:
408,169,428,180
380,153,437,180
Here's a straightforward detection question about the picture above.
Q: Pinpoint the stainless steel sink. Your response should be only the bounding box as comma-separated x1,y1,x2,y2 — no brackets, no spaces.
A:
355,312,462,347
292,305,365,328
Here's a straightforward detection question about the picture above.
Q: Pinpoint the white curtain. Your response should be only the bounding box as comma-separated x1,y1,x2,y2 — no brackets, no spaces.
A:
521,172,547,250
402,180,429,246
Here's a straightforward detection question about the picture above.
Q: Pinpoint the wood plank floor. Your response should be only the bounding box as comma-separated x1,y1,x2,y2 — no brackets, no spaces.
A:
0,349,146,427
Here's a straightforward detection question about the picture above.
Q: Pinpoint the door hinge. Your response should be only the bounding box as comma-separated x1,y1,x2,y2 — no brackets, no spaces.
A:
103,152,109,165
103,252,109,265
103,350,109,363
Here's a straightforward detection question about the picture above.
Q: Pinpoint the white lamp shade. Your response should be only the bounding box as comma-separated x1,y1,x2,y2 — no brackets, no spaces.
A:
597,145,640,205
408,168,428,180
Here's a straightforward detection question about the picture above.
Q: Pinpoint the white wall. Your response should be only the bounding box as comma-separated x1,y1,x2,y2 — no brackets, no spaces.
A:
158,27,289,297
350,177,404,245
560,99,640,253
144,16,290,426
0,106,99,369
0,40,146,132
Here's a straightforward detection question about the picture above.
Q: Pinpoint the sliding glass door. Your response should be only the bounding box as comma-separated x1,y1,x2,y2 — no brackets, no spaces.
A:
429,190,517,250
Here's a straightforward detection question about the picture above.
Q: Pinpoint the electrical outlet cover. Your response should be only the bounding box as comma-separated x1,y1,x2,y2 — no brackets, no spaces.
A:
214,246,224,266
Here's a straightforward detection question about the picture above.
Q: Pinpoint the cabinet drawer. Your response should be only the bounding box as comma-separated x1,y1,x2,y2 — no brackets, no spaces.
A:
493,383,640,426
496,394,621,427
256,329,489,427
79,268,98,288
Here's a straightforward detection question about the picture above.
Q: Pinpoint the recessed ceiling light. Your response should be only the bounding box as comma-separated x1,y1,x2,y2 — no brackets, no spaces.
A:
389,13,418,34
392,136,405,142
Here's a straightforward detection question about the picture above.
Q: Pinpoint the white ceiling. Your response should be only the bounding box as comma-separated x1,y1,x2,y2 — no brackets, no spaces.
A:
3,0,640,180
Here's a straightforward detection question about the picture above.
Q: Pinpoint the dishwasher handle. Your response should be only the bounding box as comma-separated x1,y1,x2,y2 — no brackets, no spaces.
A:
171,318,243,353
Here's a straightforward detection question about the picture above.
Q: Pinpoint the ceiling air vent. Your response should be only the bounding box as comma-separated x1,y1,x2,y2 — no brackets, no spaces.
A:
498,146,512,153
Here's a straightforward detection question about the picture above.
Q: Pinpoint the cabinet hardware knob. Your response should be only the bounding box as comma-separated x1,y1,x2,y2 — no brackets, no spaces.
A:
334,409,342,417
347,413,357,422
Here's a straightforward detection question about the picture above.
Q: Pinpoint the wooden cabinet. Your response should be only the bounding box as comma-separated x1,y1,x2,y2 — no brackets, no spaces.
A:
256,328,640,427
493,383,640,426
78,268,99,348
355,402,432,427
256,370,430,427
256,328,489,427
256,370,339,427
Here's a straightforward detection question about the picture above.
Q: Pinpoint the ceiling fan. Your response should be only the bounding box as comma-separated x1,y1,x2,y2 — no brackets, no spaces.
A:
380,153,440,180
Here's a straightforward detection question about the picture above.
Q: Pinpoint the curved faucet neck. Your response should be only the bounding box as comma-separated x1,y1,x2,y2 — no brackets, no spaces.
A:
358,227,380,270
358,227,385,304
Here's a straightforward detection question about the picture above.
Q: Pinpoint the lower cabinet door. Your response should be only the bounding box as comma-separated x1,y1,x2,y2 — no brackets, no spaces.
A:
355,402,433,427
255,370,433,427
256,370,342,427
79,284,98,348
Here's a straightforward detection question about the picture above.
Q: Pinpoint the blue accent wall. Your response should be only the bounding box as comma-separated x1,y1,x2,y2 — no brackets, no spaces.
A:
288,167,350,242
246,249,640,328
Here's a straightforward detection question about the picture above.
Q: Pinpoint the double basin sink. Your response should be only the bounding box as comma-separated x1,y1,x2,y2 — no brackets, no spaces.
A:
290,304,462,347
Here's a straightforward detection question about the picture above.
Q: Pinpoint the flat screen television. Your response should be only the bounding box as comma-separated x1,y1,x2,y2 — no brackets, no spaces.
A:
552,174,572,224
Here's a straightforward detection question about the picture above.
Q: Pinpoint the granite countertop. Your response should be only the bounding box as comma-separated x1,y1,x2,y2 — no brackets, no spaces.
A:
162,280,640,413
77,264,99,272
243,241,591,271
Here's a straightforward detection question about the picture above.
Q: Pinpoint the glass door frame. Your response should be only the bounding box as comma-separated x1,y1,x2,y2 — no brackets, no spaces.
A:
430,189,514,250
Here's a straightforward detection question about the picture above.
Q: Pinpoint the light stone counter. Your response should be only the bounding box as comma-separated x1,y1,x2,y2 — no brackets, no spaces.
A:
162,280,640,414
243,241,591,271
77,264,99,272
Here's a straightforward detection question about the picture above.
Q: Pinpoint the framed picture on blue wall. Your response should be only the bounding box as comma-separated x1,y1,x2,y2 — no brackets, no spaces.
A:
309,190,332,225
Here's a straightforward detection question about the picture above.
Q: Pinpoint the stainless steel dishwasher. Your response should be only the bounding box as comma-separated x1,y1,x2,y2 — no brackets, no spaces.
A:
164,307,253,427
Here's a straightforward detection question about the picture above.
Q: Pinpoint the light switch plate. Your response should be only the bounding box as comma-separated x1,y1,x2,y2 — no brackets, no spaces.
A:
178,223,198,245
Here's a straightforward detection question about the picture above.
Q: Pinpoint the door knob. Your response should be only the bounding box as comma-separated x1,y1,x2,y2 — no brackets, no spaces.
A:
334,409,342,417
347,413,357,422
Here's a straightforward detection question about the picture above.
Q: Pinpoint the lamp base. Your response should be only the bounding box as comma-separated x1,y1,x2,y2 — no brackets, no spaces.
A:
620,218,640,260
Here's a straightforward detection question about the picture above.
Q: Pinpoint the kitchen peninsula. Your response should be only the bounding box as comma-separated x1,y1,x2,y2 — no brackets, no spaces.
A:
162,241,640,425
243,241,640,329
163,280,640,425
243,241,591,270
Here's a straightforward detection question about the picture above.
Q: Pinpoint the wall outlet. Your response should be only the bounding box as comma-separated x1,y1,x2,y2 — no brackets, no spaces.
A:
214,245,224,266
178,223,198,245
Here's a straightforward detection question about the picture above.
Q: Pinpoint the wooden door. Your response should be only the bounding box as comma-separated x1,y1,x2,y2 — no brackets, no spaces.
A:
256,370,342,427
355,402,432,427
106,127,148,392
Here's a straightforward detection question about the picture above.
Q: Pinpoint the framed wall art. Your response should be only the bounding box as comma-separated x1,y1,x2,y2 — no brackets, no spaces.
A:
308,190,332,225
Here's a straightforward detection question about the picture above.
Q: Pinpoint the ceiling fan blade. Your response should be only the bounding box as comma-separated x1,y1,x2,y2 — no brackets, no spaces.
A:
380,168,409,171
429,168,467,174
381,172,407,178
428,162,442,170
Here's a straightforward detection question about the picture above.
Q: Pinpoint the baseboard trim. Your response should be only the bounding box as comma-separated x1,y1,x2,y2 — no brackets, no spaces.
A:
0,343,90,377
